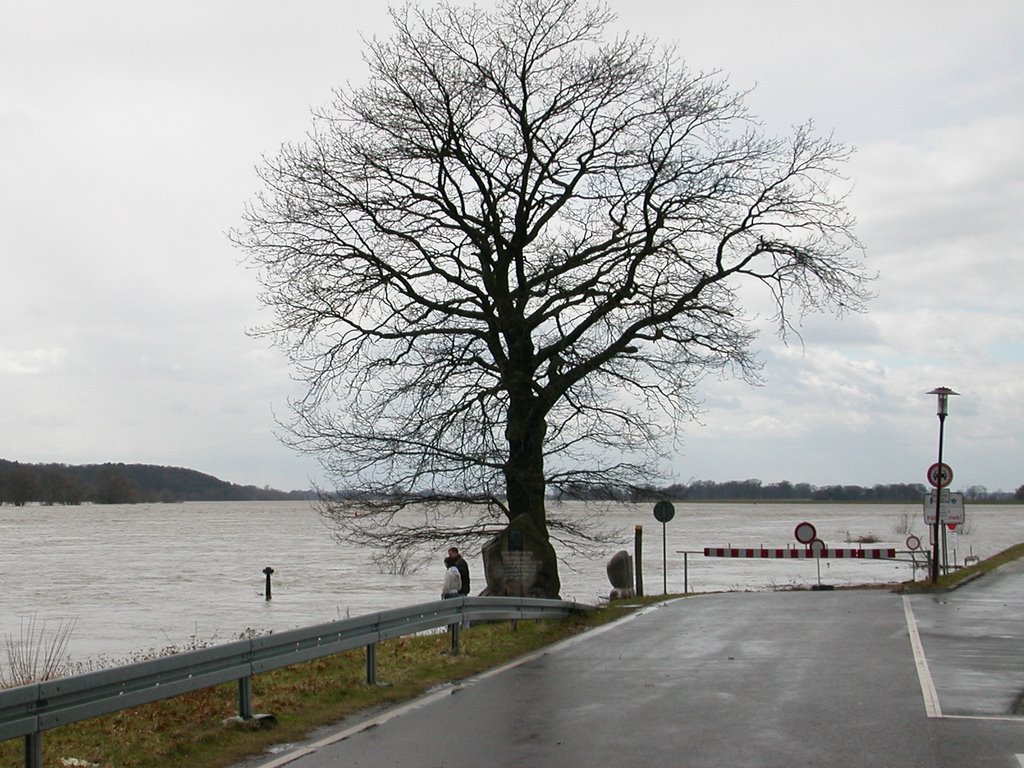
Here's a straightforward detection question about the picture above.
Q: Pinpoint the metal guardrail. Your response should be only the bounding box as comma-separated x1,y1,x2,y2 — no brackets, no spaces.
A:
1,596,590,767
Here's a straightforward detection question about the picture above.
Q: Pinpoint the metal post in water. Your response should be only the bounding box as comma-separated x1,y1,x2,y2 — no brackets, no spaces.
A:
263,566,274,600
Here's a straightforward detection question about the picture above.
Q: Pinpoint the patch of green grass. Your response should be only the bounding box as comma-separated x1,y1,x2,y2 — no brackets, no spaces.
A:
900,542,1024,592
0,600,669,768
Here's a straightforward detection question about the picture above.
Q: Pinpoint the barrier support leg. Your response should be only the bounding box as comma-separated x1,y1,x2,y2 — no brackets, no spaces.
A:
229,676,276,728
238,676,254,720
449,623,461,655
366,642,377,685
25,732,41,768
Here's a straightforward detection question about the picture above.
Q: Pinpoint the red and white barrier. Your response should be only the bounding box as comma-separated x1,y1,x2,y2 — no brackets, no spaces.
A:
703,547,896,559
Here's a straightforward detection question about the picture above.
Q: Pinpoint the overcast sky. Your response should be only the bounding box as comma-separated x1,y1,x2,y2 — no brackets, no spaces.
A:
2,1,1022,494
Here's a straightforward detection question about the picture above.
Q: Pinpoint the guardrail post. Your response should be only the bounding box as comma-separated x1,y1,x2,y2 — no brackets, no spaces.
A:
25,732,41,768
449,622,461,655
238,676,253,720
366,642,377,685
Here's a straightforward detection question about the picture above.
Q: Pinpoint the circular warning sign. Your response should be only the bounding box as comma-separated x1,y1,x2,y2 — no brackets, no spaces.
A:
927,462,953,488
794,521,817,545
906,534,921,551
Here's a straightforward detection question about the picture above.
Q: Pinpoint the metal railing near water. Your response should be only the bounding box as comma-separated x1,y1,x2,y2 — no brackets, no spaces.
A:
1,596,591,768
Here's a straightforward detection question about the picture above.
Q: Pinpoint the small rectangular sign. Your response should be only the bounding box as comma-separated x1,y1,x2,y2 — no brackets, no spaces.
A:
923,491,965,524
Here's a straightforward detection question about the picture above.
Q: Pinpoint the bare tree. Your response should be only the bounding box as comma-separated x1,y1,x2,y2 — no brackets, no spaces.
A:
235,0,869,583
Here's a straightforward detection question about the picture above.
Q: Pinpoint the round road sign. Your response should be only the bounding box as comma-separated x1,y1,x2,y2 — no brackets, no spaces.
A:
906,534,921,551
653,500,676,523
927,462,953,488
794,521,817,545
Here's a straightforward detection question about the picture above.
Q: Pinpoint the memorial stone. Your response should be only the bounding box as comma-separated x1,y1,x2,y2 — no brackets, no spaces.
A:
481,513,561,598
606,549,635,600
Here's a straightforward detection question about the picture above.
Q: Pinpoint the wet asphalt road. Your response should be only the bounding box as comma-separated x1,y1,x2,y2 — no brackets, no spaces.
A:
246,568,1024,768
907,557,1024,718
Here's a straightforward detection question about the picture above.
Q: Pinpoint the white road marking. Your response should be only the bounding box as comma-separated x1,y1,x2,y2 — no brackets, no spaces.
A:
250,685,457,767
902,595,943,718
902,595,1024,724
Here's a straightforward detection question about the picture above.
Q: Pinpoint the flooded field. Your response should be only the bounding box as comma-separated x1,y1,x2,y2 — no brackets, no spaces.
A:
1,500,1018,664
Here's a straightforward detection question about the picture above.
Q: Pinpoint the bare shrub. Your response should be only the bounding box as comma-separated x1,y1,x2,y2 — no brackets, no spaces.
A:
1,614,77,688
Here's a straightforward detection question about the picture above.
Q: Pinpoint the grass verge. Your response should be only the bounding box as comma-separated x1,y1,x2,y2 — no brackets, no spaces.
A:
899,541,1024,592
0,597,671,768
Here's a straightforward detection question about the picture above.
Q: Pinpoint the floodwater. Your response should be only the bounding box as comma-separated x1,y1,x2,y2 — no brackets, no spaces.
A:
1,500,1020,666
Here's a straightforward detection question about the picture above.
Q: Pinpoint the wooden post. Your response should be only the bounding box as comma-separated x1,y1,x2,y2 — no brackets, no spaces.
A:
634,525,644,597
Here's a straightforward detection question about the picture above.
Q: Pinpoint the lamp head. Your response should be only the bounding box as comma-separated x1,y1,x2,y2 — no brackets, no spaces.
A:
927,386,960,416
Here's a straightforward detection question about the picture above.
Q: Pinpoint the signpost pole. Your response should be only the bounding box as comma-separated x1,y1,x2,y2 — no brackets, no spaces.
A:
931,425,944,584
634,525,644,597
661,521,668,595
927,387,959,585
652,501,675,596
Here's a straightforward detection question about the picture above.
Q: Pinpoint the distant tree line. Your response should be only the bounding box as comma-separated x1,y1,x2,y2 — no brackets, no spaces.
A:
553,478,1023,503
0,460,315,506
4,459,1020,506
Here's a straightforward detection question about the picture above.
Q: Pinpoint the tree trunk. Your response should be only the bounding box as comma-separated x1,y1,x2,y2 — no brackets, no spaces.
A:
499,397,562,599
504,394,549,538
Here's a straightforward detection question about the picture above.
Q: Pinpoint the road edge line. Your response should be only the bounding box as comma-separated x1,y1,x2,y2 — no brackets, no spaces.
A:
251,600,679,767
902,594,942,718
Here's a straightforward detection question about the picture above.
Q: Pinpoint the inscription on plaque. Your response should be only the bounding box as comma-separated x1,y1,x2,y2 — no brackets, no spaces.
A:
480,514,562,598
504,550,539,594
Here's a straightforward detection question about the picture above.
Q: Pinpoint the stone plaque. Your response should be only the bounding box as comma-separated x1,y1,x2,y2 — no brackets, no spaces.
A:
481,513,561,598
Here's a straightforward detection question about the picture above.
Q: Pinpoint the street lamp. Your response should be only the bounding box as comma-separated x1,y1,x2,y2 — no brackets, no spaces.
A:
927,386,959,585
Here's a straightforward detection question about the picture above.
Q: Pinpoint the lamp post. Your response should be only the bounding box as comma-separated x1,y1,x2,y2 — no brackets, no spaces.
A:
927,386,959,585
